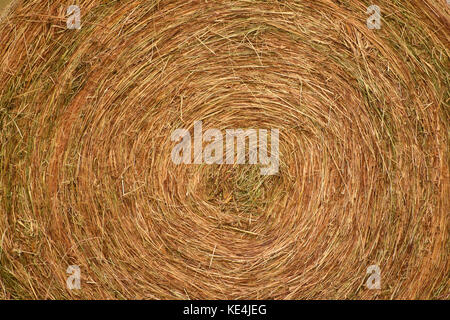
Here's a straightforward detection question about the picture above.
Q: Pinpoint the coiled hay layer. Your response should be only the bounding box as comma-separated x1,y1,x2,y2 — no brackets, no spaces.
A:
0,0,448,299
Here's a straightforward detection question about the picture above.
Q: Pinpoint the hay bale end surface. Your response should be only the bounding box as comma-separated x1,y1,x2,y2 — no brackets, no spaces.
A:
0,0,448,299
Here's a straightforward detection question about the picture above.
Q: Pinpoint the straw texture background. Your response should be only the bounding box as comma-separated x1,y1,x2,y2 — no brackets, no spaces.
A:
0,0,448,299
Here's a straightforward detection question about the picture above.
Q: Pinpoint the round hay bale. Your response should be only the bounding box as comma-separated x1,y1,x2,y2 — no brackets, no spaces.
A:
0,0,448,299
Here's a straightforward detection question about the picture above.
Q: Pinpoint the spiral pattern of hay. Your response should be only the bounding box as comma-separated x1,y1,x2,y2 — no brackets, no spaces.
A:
0,0,448,299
